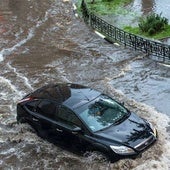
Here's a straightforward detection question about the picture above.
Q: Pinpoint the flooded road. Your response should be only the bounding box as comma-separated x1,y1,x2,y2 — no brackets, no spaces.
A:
0,0,170,169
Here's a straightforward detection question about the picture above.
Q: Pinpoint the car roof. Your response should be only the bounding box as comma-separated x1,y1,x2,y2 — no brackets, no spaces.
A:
30,83,101,110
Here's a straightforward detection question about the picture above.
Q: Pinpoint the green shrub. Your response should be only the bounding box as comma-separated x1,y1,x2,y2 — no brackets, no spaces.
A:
138,13,168,35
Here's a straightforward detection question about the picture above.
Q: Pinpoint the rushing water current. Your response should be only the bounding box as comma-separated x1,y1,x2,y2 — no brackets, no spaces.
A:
0,0,170,169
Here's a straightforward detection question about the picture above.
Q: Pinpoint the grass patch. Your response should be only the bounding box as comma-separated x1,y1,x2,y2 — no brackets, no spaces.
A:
77,0,133,15
124,25,170,39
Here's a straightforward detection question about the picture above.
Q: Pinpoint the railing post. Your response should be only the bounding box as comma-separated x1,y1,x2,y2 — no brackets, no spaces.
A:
89,11,91,27
124,32,126,47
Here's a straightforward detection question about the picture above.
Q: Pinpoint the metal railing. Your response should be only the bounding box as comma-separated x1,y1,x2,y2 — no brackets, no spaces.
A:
81,0,170,63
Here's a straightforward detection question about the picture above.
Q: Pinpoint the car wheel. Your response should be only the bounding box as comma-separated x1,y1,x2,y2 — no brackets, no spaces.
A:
84,151,109,163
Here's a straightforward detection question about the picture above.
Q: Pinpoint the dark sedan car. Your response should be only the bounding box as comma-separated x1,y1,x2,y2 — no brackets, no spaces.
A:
17,83,157,162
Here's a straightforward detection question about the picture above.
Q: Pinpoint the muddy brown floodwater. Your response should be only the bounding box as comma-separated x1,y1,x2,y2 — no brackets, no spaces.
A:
0,0,170,169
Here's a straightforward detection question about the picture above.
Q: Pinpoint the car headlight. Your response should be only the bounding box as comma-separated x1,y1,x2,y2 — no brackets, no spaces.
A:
110,145,136,155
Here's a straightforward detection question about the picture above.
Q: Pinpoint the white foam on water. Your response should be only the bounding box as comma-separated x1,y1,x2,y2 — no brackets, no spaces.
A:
7,63,34,91
0,76,19,94
0,27,34,62
0,76,24,107
0,9,51,116
0,53,3,62
0,148,16,155
0,8,50,63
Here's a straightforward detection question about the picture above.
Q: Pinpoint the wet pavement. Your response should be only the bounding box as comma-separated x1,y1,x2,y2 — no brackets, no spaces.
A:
0,0,170,169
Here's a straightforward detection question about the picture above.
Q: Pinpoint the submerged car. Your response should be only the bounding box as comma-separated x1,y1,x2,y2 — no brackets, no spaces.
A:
17,83,157,162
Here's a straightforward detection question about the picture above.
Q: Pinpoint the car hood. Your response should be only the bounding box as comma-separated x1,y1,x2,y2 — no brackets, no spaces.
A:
95,113,152,148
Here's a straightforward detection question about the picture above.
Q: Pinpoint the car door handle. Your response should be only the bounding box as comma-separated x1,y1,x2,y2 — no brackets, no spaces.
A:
56,128,63,132
72,131,78,135
32,118,39,122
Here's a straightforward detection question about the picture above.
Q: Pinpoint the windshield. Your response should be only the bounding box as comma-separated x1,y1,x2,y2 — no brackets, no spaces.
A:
79,95,129,132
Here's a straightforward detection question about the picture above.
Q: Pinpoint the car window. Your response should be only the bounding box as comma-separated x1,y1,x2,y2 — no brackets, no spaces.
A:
56,107,81,127
36,100,56,119
79,94,129,132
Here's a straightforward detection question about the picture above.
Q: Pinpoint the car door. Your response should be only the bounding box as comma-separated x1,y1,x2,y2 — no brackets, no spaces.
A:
52,106,90,152
24,99,59,138
34,99,58,137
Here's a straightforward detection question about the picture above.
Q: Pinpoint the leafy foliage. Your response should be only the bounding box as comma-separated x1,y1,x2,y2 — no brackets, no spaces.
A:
138,13,168,35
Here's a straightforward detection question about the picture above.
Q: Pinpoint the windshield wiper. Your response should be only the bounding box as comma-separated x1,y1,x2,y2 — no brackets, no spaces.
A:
114,113,129,125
